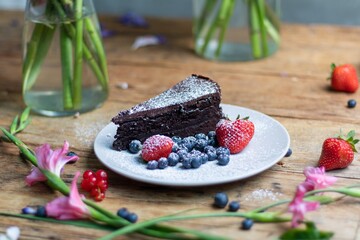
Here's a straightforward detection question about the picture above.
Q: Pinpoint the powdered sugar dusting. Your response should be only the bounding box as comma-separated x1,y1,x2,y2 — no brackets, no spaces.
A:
94,104,290,186
74,121,108,147
244,189,282,202
127,75,218,114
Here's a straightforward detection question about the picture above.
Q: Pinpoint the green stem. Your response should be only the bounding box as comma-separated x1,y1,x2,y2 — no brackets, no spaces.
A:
254,0,268,57
84,17,109,90
249,0,262,58
72,0,84,109
215,0,236,58
60,25,74,109
195,0,217,39
99,211,289,240
0,127,38,167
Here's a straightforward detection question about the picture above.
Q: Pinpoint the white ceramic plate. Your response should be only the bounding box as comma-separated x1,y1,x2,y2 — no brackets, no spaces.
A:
94,104,290,187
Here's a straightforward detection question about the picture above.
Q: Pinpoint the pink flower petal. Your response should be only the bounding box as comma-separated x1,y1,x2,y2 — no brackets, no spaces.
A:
25,167,47,186
288,184,320,227
46,172,89,220
304,166,337,190
26,141,79,186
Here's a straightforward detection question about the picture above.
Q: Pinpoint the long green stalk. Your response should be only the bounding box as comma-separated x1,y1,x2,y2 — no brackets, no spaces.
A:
215,0,235,57
84,17,109,90
72,0,84,109
254,0,268,57
195,0,217,39
249,0,262,58
60,25,73,109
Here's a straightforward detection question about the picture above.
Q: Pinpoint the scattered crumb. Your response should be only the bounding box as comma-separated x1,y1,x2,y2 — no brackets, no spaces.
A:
73,112,80,118
116,82,129,89
277,161,285,167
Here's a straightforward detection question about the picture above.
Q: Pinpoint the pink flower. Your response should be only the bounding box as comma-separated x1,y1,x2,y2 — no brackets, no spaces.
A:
25,141,79,186
288,183,320,227
304,166,337,190
45,172,90,220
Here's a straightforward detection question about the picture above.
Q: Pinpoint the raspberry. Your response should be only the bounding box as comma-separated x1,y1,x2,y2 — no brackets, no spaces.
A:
141,135,173,161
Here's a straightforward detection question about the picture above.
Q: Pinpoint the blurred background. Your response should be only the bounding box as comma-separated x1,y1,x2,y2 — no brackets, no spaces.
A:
1,0,360,26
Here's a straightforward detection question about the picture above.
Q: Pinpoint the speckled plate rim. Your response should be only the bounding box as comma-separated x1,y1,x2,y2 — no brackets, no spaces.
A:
94,104,290,187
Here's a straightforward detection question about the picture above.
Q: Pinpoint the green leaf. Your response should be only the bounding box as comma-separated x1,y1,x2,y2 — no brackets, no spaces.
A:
280,222,334,240
10,115,19,134
20,107,31,124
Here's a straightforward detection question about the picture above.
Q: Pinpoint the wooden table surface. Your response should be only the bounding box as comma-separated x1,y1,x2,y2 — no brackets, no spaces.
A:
1,10,360,240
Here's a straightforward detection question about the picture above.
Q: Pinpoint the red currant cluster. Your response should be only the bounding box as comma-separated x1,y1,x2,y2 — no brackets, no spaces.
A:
80,169,108,201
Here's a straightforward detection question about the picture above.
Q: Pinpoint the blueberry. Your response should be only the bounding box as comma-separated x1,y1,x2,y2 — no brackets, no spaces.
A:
66,151,78,163
171,136,182,144
214,192,228,208
177,144,189,153
218,154,230,166
168,152,180,166
284,148,292,157
194,139,208,151
241,219,254,230
190,155,202,169
182,158,192,169
204,145,215,153
195,133,207,140
207,131,216,139
147,160,158,170
128,140,142,154
204,146,217,161
35,206,47,217
228,201,240,212
66,151,77,157
216,147,230,156
181,137,196,151
177,149,189,161
172,143,180,152
158,157,168,169
21,206,36,215
207,137,218,147
199,153,209,164
125,213,138,223
117,207,130,218
207,150,217,161
189,149,202,156
348,99,357,108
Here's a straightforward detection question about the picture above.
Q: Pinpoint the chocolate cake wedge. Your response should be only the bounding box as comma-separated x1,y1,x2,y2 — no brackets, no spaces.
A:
111,74,223,150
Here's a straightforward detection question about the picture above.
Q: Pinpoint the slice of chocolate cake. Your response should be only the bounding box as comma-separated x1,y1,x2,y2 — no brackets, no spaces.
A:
111,74,223,150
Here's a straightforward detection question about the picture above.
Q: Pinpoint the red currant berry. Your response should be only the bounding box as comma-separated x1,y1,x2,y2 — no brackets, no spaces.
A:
95,169,108,180
90,187,100,197
96,179,108,192
83,170,94,179
81,176,97,192
94,191,105,202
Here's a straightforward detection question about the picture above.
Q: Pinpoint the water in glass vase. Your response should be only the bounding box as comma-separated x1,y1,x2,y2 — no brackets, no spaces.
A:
22,0,109,117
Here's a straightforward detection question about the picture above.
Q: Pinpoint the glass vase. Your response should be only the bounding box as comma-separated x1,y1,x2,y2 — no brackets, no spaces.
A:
193,0,281,62
22,0,109,117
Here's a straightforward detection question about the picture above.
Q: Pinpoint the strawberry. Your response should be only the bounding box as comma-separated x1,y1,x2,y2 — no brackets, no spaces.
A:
215,116,255,154
141,135,173,162
318,130,359,171
330,63,359,93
